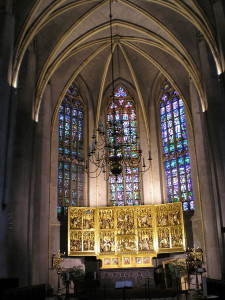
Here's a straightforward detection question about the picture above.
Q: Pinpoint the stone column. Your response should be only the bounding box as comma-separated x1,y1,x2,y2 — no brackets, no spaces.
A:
0,0,15,278
32,81,52,285
195,31,225,279
8,39,37,286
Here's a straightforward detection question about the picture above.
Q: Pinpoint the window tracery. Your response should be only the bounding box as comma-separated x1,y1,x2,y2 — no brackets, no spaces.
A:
58,83,84,216
159,80,194,211
107,86,141,206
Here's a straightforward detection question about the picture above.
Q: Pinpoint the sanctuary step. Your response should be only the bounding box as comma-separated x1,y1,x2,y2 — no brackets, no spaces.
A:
46,287,184,300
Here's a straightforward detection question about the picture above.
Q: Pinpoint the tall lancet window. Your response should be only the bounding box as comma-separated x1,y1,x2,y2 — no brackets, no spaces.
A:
108,86,141,207
159,80,194,211
58,83,84,217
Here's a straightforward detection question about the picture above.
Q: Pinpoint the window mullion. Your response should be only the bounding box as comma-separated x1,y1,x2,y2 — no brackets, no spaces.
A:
171,95,182,203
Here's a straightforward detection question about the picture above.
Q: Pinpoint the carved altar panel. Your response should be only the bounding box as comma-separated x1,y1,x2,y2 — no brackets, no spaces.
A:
68,203,186,268
116,208,135,235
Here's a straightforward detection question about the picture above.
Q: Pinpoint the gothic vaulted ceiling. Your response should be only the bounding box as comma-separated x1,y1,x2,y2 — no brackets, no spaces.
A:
13,0,222,122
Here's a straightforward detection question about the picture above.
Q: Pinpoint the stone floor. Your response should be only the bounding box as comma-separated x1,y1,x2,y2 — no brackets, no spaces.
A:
45,287,192,300
46,296,191,300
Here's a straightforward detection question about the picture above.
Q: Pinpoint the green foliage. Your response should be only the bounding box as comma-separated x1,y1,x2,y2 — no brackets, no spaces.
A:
61,265,85,285
168,259,187,278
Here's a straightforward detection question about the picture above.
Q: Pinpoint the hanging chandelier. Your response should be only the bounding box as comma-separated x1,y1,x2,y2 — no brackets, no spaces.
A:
85,0,152,180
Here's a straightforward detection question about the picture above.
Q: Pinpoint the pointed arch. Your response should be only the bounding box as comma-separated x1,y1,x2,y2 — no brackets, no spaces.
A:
159,80,194,211
57,82,85,217
107,85,142,206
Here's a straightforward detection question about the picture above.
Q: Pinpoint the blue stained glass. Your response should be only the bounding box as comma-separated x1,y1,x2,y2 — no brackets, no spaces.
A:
166,104,171,112
161,123,167,131
133,175,139,182
59,147,63,154
169,136,174,144
180,107,185,115
172,101,178,109
183,202,189,211
161,107,165,114
64,148,70,155
118,192,124,201
165,161,170,170
167,112,172,120
133,183,139,190
108,87,141,206
173,109,179,118
190,201,194,210
59,114,64,121
175,125,181,134
178,99,183,106
183,140,188,149
78,110,83,118
167,178,172,187
180,114,186,122
168,127,173,135
72,109,77,116
171,166,177,174
181,122,187,130
118,184,124,191
68,86,78,97
115,86,127,97
174,118,180,126
170,144,175,153
57,83,84,216
134,192,139,199
185,155,190,164
161,94,168,101
182,131,187,139
110,193,116,200
163,140,168,148
177,142,183,152
162,130,167,138
164,146,169,155
130,120,136,127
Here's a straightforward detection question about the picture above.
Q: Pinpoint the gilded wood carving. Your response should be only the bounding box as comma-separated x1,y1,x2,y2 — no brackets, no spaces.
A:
68,203,186,268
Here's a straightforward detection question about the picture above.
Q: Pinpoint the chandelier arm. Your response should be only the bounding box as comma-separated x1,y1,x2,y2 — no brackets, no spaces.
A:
84,0,152,182
86,168,103,179
89,150,108,166
138,159,152,173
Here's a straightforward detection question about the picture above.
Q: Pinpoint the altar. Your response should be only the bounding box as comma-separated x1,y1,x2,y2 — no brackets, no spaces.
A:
68,203,186,270
99,267,155,288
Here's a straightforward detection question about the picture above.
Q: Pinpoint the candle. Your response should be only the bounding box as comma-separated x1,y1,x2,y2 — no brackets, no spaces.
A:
94,272,96,280
66,272,69,281
202,277,207,297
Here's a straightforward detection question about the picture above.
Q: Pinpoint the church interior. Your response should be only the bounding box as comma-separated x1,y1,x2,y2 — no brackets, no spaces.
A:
0,0,225,299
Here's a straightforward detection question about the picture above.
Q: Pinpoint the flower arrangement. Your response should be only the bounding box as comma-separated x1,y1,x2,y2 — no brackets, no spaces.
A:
61,265,85,285
167,259,187,278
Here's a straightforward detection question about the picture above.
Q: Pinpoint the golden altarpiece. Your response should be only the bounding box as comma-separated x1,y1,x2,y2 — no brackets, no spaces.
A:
68,202,186,269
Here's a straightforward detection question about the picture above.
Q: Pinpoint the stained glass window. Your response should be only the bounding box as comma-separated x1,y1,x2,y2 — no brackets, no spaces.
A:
58,83,84,217
160,80,194,211
108,86,141,206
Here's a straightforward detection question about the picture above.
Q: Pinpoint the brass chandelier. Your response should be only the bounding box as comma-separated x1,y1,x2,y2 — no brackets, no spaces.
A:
85,0,151,180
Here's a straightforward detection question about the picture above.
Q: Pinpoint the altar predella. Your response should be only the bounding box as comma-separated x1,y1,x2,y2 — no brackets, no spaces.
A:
68,202,185,268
